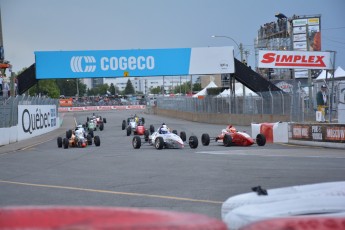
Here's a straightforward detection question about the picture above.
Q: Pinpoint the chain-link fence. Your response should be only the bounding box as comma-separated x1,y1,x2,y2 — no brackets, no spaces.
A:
156,85,341,123
0,95,59,128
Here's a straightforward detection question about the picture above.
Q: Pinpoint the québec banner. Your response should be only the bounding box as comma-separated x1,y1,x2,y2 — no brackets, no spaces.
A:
35,47,235,79
18,105,58,141
258,50,332,69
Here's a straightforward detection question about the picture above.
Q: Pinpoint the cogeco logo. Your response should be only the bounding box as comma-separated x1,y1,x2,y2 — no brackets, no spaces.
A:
70,56,97,72
100,56,155,71
22,108,51,134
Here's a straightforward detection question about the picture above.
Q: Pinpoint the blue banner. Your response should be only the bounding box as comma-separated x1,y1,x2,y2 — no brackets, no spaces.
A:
35,48,192,79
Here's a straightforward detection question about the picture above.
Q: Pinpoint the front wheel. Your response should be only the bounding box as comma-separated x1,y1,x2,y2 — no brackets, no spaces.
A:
256,133,266,146
132,136,141,149
150,125,155,134
223,134,232,147
155,137,164,150
57,137,62,148
94,136,101,146
122,120,126,130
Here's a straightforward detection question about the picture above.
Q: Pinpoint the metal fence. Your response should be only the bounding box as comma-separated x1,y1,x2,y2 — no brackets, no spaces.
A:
156,86,340,123
0,95,59,128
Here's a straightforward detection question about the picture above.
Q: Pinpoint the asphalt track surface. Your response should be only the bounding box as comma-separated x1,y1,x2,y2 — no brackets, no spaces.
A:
0,110,345,219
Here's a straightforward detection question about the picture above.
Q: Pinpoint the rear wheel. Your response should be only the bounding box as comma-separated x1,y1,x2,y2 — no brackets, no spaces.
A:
132,136,141,149
189,136,198,149
103,118,107,123
100,123,104,131
180,131,186,142
155,137,164,150
201,133,210,146
89,130,94,138
66,130,72,139
150,125,155,134
87,134,92,145
256,133,266,146
144,130,150,142
57,137,62,148
94,136,101,146
223,134,232,147
126,126,131,136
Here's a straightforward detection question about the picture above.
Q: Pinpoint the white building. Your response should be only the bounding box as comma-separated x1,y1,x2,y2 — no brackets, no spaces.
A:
82,76,192,94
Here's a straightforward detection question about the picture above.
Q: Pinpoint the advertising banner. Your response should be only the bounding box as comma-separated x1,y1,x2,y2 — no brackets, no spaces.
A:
18,105,58,141
258,50,332,69
35,47,235,79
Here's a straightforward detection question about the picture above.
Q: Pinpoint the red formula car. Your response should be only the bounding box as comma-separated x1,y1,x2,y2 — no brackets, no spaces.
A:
201,125,266,147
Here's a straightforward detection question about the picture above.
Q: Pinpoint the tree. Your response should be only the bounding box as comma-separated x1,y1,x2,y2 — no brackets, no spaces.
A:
109,83,116,95
28,80,60,98
124,79,135,95
150,86,161,94
56,79,87,97
193,82,202,92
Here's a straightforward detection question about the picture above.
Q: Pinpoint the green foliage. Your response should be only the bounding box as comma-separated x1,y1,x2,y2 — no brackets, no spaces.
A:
124,79,135,95
86,83,109,96
28,80,60,98
109,83,116,95
150,86,162,94
56,79,87,97
192,83,202,91
206,87,222,95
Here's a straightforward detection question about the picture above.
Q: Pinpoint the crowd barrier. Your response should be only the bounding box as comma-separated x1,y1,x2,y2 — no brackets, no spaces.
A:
0,105,60,146
251,122,289,143
58,105,146,112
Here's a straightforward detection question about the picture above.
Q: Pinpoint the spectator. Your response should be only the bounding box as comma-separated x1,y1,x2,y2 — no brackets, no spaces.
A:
0,74,3,96
316,84,328,122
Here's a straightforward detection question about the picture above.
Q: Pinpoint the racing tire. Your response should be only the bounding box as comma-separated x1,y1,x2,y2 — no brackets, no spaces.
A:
201,133,210,146
66,130,72,139
150,125,155,134
144,130,150,142
87,134,92,145
63,138,69,149
94,136,101,146
142,117,145,124
100,123,104,131
87,117,90,122
256,133,266,146
57,137,62,148
223,134,232,147
122,121,126,130
126,126,131,136
132,136,142,149
89,130,94,138
103,118,107,123
180,131,186,142
172,130,178,135
189,135,198,149
155,137,164,150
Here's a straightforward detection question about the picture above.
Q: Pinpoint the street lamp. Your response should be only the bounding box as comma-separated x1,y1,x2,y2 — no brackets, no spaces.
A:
211,35,246,113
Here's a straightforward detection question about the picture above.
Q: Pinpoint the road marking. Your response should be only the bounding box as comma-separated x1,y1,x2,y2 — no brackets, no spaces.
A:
196,150,345,159
0,180,222,205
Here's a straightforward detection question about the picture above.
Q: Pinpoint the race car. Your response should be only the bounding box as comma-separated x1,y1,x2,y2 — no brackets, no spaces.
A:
86,113,106,131
57,125,101,149
122,115,149,135
132,126,198,150
201,125,266,147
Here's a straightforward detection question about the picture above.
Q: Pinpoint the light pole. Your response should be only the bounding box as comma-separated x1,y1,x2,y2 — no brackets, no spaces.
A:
211,35,245,113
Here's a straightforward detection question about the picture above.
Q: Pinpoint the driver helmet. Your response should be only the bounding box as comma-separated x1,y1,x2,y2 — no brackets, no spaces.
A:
226,125,236,133
160,127,168,134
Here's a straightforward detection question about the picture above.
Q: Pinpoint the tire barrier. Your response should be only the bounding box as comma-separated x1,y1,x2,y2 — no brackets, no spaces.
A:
251,122,288,143
0,206,227,230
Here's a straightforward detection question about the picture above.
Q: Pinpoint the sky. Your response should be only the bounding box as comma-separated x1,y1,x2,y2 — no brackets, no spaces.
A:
1,0,345,74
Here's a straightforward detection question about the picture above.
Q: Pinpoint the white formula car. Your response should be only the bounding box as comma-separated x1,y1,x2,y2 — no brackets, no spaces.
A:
132,127,198,150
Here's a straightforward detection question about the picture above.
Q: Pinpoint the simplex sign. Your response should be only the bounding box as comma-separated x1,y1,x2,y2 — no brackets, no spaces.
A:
258,50,332,69
35,46,235,79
